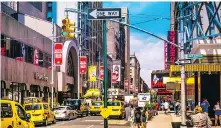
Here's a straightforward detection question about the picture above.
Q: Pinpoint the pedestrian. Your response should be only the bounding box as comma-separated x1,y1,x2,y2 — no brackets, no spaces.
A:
134,107,141,128
125,104,130,121
214,101,221,126
141,108,148,128
201,98,210,115
128,105,135,128
164,100,169,114
190,105,212,128
175,100,180,115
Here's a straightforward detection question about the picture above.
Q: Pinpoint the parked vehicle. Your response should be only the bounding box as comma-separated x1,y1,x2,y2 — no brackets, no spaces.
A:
24,102,56,126
53,106,77,120
1,99,34,128
90,101,104,115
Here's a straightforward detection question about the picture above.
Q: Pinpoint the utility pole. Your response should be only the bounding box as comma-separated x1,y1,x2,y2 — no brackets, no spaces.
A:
51,19,54,108
179,2,187,127
78,2,82,100
103,20,108,128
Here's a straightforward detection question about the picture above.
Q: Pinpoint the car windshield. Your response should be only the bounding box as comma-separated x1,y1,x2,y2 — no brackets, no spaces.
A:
1,103,13,118
92,102,102,106
25,104,42,110
54,107,66,110
107,101,120,106
64,100,79,106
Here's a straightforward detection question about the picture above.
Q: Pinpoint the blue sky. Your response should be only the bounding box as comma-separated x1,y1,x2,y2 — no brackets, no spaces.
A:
103,2,170,86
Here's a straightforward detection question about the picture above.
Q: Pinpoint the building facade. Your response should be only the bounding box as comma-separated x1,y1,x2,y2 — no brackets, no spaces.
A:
1,2,78,104
129,53,140,95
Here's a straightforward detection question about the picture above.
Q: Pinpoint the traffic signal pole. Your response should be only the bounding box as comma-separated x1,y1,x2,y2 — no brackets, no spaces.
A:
51,19,54,108
103,20,108,128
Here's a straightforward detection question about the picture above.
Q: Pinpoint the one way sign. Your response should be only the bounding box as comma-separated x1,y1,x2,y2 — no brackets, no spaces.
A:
88,8,121,20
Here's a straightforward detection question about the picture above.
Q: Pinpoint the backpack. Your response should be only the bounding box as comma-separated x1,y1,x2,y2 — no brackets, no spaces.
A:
135,111,141,119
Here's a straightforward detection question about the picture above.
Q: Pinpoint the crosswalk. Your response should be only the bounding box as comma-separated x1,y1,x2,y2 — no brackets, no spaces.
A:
83,119,128,125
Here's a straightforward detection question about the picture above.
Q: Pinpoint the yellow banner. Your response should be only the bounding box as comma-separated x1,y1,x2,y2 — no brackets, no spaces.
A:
88,66,97,82
163,77,195,85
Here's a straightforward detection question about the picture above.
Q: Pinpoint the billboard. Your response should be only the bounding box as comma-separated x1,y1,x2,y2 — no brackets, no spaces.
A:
151,71,169,88
164,40,168,69
113,65,121,81
54,43,63,66
80,56,87,74
138,93,150,107
88,66,97,82
167,31,178,69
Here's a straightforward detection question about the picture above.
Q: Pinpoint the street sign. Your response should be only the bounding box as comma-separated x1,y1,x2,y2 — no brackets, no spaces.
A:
100,108,110,119
175,59,191,64
80,56,87,74
185,54,204,59
88,8,121,20
54,43,63,65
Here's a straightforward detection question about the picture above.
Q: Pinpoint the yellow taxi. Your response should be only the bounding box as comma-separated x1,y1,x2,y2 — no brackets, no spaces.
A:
24,102,56,126
107,100,126,119
90,101,103,115
0,99,34,128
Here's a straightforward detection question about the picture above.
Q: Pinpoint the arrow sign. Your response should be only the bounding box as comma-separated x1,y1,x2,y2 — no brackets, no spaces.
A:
88,8,121,20
175,59,191,64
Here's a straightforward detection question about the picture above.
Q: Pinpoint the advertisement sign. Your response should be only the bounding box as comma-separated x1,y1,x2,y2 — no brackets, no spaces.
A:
112,72,117,83
151,71,169,88
88,66,97,82
113,65,121,81
164,41,168,69
54,43,63,65
33,49,39,65
167,31,178,69
100,66,104,80
138,93,150,107
80,56,87,74
124,80,129,88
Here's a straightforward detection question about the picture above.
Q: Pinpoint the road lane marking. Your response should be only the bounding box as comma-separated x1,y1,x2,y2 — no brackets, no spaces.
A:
84,120,103,122
86,125,94,128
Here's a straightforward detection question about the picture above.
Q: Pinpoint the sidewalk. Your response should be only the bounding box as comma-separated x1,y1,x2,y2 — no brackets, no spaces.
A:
146,111,173,128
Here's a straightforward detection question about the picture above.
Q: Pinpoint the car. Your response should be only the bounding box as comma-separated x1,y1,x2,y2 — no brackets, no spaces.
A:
53,106,77,120
107,100,126,119
90,101,104,115
24,102,56,126
1,99,34,128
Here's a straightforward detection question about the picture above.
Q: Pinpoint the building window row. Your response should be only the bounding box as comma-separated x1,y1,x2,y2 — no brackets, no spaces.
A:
1,34,51,68
29,2,42,12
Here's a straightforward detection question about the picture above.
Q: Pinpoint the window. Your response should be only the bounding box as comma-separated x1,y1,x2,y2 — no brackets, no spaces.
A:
25,104,42,110
15,104,26,120
107,101,120,106
43,104,48,110
25,45,34,64
1,103,13,118
29,2,42,11
38,50,43,67
130,78,133,84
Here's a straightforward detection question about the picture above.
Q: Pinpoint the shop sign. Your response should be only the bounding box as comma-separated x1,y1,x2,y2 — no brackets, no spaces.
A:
88,66,97,82
54,43,63,66
34,49,39,65
100,66,104,80
80,56,87,74
34,72,49,81
112,72,117,83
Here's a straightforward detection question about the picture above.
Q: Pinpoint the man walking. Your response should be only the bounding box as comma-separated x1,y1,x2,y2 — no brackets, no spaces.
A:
201,98,210,115
128,105,135,128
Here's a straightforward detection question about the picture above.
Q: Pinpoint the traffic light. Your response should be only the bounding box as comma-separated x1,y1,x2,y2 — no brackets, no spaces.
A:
61,18,75,39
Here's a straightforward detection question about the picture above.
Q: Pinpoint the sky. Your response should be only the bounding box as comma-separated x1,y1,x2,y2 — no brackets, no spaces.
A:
103,2,170,87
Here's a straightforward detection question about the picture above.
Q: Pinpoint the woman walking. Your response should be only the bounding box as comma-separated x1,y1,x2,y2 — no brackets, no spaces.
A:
141,108,148,128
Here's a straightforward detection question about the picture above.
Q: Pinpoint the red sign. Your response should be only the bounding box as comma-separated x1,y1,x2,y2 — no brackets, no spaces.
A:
167,31,177,69
99,66,104,80
16,57,24,62
1,48,6,56
33,49,39,65
80,56,87,74
112,72,117,83
124,80,129,88
54,43,63,65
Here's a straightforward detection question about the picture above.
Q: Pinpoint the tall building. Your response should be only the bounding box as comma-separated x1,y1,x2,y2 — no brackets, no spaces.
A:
121,7,130,94
107,19,125,90
129,53,140,95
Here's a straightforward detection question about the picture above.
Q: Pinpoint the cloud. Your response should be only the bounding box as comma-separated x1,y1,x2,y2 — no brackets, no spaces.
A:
130,33,166,87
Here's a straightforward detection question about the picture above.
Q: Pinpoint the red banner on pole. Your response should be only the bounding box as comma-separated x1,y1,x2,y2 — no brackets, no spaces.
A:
80,56,87,74
100,66,104,80
54,43,63,66
112,72,117,83
124,80,129,88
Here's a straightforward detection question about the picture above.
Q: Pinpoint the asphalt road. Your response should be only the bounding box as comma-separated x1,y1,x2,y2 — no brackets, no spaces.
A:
36,115,130,128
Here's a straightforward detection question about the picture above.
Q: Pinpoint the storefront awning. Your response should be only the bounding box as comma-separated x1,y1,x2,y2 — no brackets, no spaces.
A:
170,64,221,73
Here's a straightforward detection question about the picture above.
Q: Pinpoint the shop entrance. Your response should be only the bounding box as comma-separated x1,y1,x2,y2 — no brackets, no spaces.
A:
201,74,220,117
9,83,26,103
1,81,6,98
43,86,50,102
30,85,41,97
